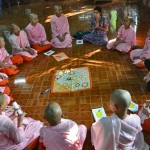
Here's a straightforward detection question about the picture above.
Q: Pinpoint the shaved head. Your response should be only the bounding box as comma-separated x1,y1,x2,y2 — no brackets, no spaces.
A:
10,23,18,31
29,13,38,20
10,23,20,36
44,102,62,125
110,89,131,109
53,5,63,17
124,16,133,23
54,5,62,11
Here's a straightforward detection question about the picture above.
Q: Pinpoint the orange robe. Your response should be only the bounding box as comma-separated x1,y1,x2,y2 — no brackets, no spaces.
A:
0,73,9,86
0,79,8,86
0,48,23,76
3,86,10,95
0,68,20,76
26,23,51,53
9,30,38,62
138,105,150,132
31,43,51,54
142,119,150,132
10,54,23,65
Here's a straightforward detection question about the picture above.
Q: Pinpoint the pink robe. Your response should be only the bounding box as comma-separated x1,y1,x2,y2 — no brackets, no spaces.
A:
107,25,136,53
50,15,72,48
9,30,38,58
0,111,43,150
130,37,150,64
0,48,12,68
0,73,9,95
91,114,149,150
0,86,6,94
39,118,87,150
4,93,11,105
25,23,50,45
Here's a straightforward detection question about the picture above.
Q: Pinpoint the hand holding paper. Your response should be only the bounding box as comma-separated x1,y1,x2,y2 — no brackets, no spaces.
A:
12,102,23,115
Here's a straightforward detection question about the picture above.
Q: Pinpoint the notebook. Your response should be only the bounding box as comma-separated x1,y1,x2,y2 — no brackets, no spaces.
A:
53,52,69,61
76,39,83,45
128,101,139,112
44,50,55,56
92,107,106,122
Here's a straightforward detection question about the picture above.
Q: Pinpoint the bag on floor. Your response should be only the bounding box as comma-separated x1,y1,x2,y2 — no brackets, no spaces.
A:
73,31,91,39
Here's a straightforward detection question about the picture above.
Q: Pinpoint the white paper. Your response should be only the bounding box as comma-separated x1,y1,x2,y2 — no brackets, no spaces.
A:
92,107,107,122
53,52,69,62
17,109,23,115
128,101,139,112
76,39,83,45
55,56,63,60
12,102,20,109
44,50,55,56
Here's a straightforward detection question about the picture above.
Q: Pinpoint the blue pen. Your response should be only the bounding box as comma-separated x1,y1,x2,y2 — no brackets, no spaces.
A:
41,88,51,94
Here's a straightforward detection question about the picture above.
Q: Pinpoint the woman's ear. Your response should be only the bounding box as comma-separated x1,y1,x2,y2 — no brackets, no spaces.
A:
113,104,118,112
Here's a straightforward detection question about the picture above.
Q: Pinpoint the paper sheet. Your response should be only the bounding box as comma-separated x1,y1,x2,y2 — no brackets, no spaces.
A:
128,101,139,112
53,52,69,61
76,39,83,45
92,107,106,122
44,50,55,56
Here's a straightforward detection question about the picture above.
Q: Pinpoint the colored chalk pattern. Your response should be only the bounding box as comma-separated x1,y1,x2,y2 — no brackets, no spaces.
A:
51,67,92,93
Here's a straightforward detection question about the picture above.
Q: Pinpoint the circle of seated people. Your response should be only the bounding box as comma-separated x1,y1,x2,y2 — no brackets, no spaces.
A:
0,4,150,150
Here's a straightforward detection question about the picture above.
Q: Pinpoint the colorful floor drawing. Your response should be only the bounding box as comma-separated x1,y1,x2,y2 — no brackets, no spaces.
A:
51,67,92,93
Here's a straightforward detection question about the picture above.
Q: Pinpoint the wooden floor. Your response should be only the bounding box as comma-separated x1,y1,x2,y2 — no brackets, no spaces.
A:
0,1,150,149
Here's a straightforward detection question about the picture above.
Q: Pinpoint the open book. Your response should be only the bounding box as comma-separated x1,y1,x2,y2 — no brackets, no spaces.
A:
128,101,139,113
92,107,107,122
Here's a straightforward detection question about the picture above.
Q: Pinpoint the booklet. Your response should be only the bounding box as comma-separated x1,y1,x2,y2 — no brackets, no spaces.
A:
128,101,139,112
44,50,55,56
92,107,106,122
76,39,83,45
53,52,69,61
